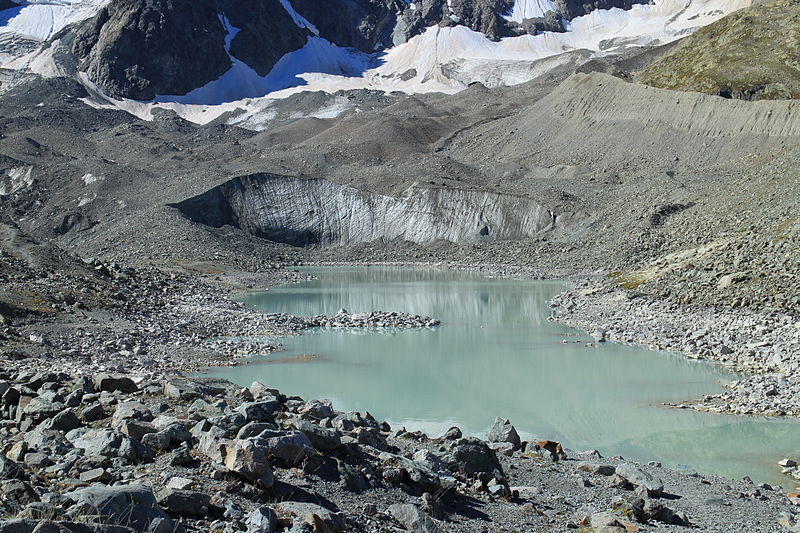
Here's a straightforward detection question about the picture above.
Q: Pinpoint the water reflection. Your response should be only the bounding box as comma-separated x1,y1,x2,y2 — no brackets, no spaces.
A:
207,267,800,487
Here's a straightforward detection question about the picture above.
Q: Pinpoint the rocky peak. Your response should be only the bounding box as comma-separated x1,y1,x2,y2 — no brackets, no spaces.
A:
73,0,232,100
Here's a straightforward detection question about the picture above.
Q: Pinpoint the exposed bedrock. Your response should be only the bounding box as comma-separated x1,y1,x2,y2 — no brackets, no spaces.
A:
72,0,233,101
174,174,556,247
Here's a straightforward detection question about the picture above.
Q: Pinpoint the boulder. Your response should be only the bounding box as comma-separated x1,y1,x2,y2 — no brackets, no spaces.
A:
118,420,157,442
577,462,616,476
249,382,280,399
78,467,111,483
338,461,370,492
256,431,315,466
380,451,454,494
487,417,521,448
155,488,210,517
298,399,334,419
141,423,192,451
22,428,72,456
224,440,274,488
445,438,503,479
79,404,106,423
0,480,38,505
112,402,153,427
236,422,276,440
0,457,23,479
615,463,664,497
289,420,341,451
66,428,153,463
207,413,247,436
246,506,277,533
162,378,204,400
93,374,137,394
23,452,50,469
389,503,440,533
65,485,173,531
41,409,81,433
238,400,280,422
273,502,344,532
590,511,628,533
23,397,65,423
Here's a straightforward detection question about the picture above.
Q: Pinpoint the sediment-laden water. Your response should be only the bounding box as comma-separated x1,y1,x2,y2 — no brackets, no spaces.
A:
208,267,800,487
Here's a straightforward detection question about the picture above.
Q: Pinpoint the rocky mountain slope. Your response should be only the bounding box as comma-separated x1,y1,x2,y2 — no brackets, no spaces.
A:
638,0,800,100
68,0,661,99
0,0,748,109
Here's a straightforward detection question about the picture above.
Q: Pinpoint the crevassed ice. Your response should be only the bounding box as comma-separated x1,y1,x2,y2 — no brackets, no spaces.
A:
0,0,108,41
504,0,558,22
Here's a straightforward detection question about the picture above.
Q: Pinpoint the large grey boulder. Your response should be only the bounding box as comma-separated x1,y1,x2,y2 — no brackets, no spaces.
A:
254,431,315,466
40,409,81,433
92,374,137,394
22,397,64,423
487,417,521,448
245,507,277,533
273,502,345,532
141,422,192,451
224,439,274,488
615,463,664,497
380,451,454,493
236,422,276,440
66,428,153,463
445,437,504,479
0,456,23,479
111,402,153,427
238,400,280,422
22,428,73,456
389,503,440,533
297,399,334,419
155,488,210,517
289,419,341,451
65,485,174,531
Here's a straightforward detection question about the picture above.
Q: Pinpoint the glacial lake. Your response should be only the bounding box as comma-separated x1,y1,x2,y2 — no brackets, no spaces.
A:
207,266,800,488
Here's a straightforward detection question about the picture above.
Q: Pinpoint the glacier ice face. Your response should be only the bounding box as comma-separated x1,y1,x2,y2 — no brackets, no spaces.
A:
174,174,556,247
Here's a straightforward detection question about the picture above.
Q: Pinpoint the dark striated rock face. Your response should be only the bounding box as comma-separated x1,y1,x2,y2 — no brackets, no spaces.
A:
449,0,515,40
73,0,231,100
290,0,405,52
219,0,309,76
554,0,650,20
73,0,310,98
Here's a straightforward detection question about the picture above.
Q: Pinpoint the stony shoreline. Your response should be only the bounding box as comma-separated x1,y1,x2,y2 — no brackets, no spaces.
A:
0,367,793,533
3,252,800,531
550,281,800,417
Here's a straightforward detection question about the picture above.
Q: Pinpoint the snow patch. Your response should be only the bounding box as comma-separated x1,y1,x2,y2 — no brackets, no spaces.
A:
81,173,104,185
278,0,319,35
504,0,558,22
77,193,96,206
0,166,33,195
155,33,375,106
0,0,108,42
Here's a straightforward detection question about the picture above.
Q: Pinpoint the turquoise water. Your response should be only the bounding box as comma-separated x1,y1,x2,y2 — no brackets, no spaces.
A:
207,266,800,487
